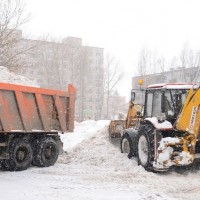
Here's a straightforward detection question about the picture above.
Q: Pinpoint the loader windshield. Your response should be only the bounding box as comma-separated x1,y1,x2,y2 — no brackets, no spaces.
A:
133,90,145,105
145,88,189,124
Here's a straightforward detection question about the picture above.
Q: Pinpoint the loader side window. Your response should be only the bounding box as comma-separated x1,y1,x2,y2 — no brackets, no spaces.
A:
146,92,153,117
171,89,188,116
152,91,162,117
162,91,174,117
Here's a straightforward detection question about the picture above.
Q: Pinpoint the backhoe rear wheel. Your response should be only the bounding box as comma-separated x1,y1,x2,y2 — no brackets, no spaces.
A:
121,134,134,159
137,123,156,172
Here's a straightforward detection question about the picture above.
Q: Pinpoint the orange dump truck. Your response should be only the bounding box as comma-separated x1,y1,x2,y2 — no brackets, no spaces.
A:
0,83,75,171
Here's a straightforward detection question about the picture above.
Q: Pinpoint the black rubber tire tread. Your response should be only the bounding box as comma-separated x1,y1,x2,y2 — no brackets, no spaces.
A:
0,160,6,171
137,123,156,172
1,159,12,171
5,139,33,171
31,138,40,166
32,137,59,167
120,133,134,159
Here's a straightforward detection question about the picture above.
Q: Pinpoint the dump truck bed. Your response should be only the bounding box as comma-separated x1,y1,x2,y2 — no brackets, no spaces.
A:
0,83,75,133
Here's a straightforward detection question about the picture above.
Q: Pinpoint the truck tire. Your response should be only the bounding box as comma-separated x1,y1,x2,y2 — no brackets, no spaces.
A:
32,137,59,167
120,133,134,159
0,160,6,171
137,123,156,172
5,139,33,171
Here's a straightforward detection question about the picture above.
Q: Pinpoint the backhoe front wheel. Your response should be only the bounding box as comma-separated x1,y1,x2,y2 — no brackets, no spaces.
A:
121,134,134,159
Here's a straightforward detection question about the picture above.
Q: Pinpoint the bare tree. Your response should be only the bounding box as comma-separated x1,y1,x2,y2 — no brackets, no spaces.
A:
180,43,190,69
104,53,123,119
187,50,200,69
0,0,30,70
137,48,149,76
156,55,165,73
194,51,200,68
137,48,153,88
138,48,166,75
179,43,198,82
170,56,178,69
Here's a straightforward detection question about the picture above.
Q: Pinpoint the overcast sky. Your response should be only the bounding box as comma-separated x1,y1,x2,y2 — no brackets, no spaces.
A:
23,0,200,98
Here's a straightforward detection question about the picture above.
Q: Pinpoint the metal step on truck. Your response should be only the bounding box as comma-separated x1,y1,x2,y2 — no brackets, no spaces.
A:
0,83,75,171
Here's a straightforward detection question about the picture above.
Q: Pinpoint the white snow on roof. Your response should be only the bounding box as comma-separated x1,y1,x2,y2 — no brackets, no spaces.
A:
145,117,173,130
148,83,197,89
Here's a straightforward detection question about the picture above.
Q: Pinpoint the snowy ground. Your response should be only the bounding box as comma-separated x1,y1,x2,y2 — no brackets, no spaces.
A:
1,120,200,200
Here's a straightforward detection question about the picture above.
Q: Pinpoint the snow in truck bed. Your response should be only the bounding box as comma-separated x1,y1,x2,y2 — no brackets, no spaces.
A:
0,66,39,87
0,120,200,200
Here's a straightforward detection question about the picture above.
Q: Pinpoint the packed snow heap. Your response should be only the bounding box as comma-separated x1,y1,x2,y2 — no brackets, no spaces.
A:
0,66,39,87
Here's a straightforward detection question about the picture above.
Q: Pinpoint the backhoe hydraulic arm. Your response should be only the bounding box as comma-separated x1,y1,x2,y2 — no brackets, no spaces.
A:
174,87,200,159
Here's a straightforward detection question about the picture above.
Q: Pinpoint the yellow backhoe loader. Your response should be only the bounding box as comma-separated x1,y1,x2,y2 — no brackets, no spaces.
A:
116,70,200,172
108,80,144,138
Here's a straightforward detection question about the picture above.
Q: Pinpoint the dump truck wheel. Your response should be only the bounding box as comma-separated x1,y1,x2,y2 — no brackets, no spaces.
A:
0,159,12,171
32,137,59,167
137,123,155,172
5,139,33,171
0,160,3,170
0,160,12,171
120,134,133,159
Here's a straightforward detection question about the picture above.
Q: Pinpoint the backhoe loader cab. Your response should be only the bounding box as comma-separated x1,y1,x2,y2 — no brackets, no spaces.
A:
121,83,200,172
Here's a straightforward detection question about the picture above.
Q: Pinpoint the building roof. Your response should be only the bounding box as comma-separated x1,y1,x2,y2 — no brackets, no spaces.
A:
133,67,198,79
147,83,197,89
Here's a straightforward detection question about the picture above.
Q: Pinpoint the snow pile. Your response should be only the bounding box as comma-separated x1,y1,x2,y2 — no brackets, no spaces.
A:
60,120,111,151
159,137,181,149
58,120,167,200
59,120,139,171
1,120,200,200
0,66,39,87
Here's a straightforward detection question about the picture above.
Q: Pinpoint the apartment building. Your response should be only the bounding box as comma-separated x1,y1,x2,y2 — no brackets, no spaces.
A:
133,67,197,88
9,30,104,121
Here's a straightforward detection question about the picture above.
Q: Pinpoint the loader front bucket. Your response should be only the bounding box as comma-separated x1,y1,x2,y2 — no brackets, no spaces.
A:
108,120,125,138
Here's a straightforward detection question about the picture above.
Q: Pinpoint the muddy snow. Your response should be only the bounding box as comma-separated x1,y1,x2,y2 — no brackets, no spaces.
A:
1,120,200,200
